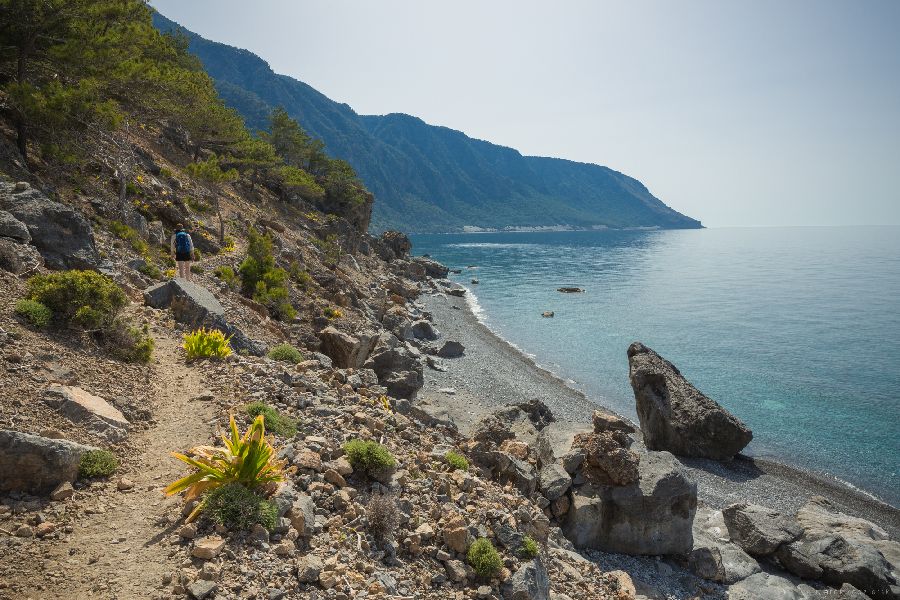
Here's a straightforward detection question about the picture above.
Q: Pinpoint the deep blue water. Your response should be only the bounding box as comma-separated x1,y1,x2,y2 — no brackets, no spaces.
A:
411,227,900,507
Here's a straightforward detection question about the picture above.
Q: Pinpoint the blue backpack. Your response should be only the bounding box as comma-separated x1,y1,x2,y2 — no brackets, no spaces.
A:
175,231,192,254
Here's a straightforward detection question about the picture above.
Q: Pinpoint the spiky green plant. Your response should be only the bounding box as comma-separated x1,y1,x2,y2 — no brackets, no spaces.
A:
164,415,285,521
183,327,232,360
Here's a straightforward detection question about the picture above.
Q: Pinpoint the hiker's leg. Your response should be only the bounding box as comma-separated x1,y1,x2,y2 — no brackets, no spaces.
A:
185,261,192,282
177,261,186,279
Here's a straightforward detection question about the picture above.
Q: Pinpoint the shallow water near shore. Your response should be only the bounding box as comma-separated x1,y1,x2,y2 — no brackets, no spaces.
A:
411,227,900,508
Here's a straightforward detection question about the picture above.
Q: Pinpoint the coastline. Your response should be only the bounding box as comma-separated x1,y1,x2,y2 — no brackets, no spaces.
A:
417,286,900,538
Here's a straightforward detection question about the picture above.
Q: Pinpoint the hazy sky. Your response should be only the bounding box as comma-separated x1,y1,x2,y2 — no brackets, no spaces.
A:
150,0,900,227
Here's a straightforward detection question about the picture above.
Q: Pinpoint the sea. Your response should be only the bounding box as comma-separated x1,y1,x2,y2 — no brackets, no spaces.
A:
410,227,900,508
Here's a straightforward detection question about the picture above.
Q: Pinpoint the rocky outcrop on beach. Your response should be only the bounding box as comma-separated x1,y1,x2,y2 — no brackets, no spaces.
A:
627,341,753,460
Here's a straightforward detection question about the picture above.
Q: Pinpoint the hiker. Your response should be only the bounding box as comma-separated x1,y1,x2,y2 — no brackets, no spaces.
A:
170,223,195,281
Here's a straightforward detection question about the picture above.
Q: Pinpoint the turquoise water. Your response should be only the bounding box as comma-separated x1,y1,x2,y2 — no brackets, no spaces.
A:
411,227,900,507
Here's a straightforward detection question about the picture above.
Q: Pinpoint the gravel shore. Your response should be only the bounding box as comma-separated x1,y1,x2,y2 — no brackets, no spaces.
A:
418,288,900,539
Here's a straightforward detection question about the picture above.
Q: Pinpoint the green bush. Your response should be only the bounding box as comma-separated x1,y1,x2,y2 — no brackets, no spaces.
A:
138,262,161,279
343,439,395,478
239,228,296,321
517,536,539,559
203,482,278,531
467,537,503,578
79,450,118,478
267,343,303,364
190,264,204,274
445,451,469,472
288,262,312,290
26,270,126,330
214,265,239,290
245,402,297,438
108,221,148,255
15,299,52,328
183,327,232,360
103,320,154,363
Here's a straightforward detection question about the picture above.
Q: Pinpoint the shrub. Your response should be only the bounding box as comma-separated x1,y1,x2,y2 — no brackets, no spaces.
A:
367,494,399,543
267,343,303,364
25,270,126,330
165,268,176,279
79,450,118,478
323,307,343,319
190,264,204,274
15,299,52,328
312,234,341,268
288,262,312,290
343,439,395,478
108,221,148,255
445,451,469,472
183,327,232,360
239,228,295,321
245,402,297,438
468,538,502,578
222,237,236,253
203,482,279,531
517,536,539,559
138,262,161,279
214,265,239,290
165,415,285,522
103,320,154,363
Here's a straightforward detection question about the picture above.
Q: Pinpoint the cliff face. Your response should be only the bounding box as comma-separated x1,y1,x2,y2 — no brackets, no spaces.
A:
152,13,702,234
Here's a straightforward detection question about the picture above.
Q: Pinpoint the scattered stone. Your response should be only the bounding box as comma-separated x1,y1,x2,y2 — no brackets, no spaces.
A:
437,340,465,358
50,481,75,501
117,477,134,491
42,385,130,441
296,554,324,583
178,523,198,539
187,580,217,600
15,524,34,538
192,536,226,560
34,522,56,537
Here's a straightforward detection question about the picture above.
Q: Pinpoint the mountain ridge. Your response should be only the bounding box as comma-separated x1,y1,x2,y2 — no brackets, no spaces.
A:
153,12,702,233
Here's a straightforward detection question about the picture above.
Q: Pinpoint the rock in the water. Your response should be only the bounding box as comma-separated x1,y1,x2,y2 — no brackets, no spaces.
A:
0,182,100,269
627,342,752,460
0,236,43,273
0,430,98,494
43,385,130,441
504,557,550,600
562,450,697,555
0,209,30,242
143,279,263,355
722,502,802,557
436,340,465,358
318,326,378,368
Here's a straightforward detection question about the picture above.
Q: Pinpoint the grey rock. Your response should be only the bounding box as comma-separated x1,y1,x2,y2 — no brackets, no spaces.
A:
288,494,317,537
562,450,697,555
411,319,438,340
43,385,130,442
0,182,100,269
363,333,424,399
0,430,98,494
722,502,802,556
0,210,30,242
318,326,378,368
437,340,465,358
538,463,571,501
689,508,762,584
628,341,752,460
726,571,815,600
412,256,449,279
143,279,264,355
504,557,550,600
296,554,323,583
187,580,217,599
0,236,43,273
496,524,525,550
147,220,165,245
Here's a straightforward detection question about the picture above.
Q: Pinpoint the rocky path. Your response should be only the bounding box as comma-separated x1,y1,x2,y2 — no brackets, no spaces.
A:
14,331,214,600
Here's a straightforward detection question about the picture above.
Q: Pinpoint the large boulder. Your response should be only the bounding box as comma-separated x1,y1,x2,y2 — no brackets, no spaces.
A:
143,279,264,355
0,182,100,269
571,430,640,486
363,333,424,399
562,449,697,555
0,236,43,274
0,209,30,242
503,557,550,600
318,326,378,368
412,256,449,279
0,430,98,494
43,385,130,442
726,572,820,600
376,230,411,261
723,503,803,557
688,507,762,584
627,342,752,460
